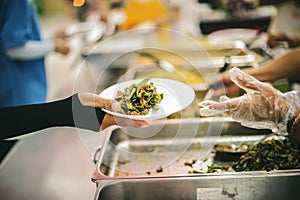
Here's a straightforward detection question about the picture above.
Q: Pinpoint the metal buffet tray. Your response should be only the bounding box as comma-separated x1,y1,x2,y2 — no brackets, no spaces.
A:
92,118,300,200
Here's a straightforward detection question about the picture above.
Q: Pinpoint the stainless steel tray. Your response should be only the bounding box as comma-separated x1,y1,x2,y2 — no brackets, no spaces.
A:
92,118,300,200
95,170,300,200
92,118,271,179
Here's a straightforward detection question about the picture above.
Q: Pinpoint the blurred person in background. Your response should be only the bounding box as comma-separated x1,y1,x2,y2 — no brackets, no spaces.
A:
0,0,70,163
87,0,122,36
259,0,300,48
0,0,70,107
64,0,95,22
166,0,202,37
62,0,118,40
63,0,109,23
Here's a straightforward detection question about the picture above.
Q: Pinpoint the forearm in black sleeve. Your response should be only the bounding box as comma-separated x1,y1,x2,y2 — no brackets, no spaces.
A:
0,94,106,140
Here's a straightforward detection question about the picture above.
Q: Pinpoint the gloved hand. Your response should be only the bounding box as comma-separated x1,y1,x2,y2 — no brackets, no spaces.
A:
199,67,300,134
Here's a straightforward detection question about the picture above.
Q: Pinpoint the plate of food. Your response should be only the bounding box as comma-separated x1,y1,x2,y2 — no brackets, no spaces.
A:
99,78,195,120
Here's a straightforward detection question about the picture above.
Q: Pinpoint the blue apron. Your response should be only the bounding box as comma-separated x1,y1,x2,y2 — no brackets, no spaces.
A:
0,0,47,106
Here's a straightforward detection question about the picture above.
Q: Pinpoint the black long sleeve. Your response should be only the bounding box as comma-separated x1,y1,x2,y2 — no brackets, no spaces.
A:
0,94,106,140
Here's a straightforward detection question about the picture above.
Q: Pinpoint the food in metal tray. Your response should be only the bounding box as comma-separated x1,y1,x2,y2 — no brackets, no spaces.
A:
189,136,300,173
114,78,164,115
232,137,300,172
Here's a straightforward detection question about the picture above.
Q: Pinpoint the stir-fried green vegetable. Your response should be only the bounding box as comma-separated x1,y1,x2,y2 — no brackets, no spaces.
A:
232,137,300,172
188,136,300,174
114,79,164,115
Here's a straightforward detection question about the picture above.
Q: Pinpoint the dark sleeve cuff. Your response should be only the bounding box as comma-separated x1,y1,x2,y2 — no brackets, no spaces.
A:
71,94,106,132
0,94,107,140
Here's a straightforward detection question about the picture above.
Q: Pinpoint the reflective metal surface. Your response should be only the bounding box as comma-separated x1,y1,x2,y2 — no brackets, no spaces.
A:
96,171,300,200
90,118,300,199
93,118,270,179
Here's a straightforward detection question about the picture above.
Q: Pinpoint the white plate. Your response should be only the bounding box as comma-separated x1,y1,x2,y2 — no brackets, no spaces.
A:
208,28,258,48
99,78,195,120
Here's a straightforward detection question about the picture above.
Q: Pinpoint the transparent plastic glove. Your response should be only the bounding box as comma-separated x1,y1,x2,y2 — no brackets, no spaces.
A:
199,67,300,134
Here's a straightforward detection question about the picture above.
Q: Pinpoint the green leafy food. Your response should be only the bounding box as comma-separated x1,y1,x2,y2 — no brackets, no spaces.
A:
232,137,300,172
114,79,164,115
188,137,300,174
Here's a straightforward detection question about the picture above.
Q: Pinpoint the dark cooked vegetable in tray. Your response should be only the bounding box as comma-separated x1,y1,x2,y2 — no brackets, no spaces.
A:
232,137,300,172
115,79,164,115
189,136,300,174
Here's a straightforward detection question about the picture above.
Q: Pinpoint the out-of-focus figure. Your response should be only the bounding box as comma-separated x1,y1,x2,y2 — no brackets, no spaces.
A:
63,0,119,39
64,0,92,22
260,0,300,48
167,0,202,36
0,0,70,107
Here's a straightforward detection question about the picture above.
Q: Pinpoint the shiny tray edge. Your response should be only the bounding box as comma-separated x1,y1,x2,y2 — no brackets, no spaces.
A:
91,117,293,182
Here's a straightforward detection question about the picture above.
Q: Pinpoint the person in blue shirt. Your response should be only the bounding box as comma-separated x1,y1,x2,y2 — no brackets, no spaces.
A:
0,0,70,107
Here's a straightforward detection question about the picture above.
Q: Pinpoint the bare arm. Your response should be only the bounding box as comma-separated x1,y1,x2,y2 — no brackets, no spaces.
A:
209,46,300,97
245,46,300,82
